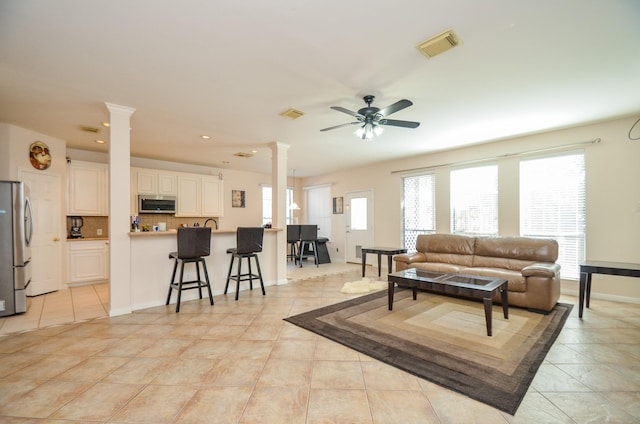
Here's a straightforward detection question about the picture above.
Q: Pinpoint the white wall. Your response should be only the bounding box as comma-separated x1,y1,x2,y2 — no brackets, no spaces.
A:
303,115,640,302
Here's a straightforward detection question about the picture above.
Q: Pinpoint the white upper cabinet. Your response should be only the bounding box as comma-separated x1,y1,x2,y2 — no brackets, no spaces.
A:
68,160,108,216
202,176,224,217
176,174,201,216
134,168,177,196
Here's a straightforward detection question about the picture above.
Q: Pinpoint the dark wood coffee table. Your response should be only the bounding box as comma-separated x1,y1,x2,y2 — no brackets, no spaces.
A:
388,268,508,336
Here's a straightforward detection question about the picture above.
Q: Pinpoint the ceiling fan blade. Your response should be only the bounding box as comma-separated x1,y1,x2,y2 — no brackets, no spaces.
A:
330,106,364,119
379,99,413,117
379,119,420,128
320,121,361,132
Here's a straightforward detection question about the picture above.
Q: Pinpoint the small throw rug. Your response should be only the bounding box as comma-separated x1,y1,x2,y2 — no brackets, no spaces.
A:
284,288,572,415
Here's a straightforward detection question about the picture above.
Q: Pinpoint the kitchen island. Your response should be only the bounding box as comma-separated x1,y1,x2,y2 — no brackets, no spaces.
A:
129,228,282,311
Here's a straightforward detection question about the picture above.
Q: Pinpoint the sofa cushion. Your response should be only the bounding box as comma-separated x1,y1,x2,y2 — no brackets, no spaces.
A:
472,237,558,270
411,262,467,274
417,233,475,267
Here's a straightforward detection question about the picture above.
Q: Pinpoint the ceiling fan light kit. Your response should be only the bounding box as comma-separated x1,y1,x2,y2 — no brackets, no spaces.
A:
321,95,420,140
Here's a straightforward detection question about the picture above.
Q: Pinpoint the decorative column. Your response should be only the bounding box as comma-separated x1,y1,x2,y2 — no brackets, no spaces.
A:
270,141,289,285
106,102,135,316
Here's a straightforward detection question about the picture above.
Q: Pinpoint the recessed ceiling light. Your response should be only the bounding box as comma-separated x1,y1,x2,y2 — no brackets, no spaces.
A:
101,122,110,127
94,139,105,144
200,135,211,140
251,150,257,154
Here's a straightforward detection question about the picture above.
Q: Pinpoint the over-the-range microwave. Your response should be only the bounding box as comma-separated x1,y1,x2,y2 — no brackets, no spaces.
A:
138,195,176,213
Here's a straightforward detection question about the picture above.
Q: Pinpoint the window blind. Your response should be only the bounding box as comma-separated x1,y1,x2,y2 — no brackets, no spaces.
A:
450,165,498,236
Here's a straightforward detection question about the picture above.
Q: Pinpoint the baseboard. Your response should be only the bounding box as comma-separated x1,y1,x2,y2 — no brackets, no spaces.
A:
561,287,640,305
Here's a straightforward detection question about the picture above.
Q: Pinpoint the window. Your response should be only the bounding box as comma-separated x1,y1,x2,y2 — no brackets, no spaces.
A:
520,152,585,279
261,186,294,226
450,165,498,236
402,174,435,251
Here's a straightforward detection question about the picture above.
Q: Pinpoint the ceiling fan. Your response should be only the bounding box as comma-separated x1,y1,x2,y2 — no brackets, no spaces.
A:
320,95,420,140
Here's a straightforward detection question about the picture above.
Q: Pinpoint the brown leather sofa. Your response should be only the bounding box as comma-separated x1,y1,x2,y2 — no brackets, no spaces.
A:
393,234,561,312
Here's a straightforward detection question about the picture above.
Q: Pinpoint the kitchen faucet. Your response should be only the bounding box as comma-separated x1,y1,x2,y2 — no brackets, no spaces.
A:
203,218,218,229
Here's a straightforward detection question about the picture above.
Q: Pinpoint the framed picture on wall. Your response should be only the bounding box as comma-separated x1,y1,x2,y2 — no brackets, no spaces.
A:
333,196,343,214
232,190,245,208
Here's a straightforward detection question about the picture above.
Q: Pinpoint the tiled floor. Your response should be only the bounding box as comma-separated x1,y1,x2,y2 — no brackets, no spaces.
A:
0,263,639,423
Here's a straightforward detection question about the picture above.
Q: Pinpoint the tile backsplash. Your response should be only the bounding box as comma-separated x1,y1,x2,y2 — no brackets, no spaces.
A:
66,214,218,237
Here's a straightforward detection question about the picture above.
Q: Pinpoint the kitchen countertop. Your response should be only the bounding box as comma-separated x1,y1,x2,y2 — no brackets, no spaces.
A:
128,228,281,236
67,237,109,241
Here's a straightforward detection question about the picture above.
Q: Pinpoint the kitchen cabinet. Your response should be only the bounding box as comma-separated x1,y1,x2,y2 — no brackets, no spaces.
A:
68,240,109,285
176,174,224,217
134,168,177,196
68,160,108,216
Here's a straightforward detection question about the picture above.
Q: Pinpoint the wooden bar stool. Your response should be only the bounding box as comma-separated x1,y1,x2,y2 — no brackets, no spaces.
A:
224,227,265,300
166,227,213,312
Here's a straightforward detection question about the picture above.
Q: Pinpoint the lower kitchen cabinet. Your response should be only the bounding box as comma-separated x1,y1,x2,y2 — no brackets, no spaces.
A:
68,240,110,285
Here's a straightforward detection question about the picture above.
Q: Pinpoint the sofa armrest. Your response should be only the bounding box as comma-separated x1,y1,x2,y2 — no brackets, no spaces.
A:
393,252,426,265
521,262,560,278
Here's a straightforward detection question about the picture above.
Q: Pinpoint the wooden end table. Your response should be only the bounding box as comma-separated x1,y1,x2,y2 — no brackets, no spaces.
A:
362,247,407,277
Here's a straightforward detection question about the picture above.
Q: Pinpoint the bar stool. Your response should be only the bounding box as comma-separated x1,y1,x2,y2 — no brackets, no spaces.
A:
298,224,319,268
287,224,301,263
166,227,213,312
224,227,265,301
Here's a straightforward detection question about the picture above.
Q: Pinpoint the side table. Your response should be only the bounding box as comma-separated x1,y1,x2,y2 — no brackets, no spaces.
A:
362,247,407,277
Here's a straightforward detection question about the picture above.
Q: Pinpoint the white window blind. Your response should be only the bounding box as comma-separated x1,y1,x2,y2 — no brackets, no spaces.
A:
450,165,498,236
520,152,585,279
402,174,436,251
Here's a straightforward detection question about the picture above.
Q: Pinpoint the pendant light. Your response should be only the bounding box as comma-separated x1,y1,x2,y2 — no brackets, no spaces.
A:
289,169,300,210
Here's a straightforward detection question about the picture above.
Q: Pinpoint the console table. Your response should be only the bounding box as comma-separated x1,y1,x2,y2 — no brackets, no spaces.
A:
362,247,407,277
579,260,640,318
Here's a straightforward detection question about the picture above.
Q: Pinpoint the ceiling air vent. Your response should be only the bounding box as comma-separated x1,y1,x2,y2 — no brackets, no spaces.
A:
80,126,100,133
233,152,254,158
416,29,460,58
280,108,305,120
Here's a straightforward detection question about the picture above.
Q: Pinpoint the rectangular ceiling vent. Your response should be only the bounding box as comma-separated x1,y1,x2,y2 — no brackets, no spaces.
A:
416,29,460,58
280,108,305,120
80,126,100,133
233,152,254,158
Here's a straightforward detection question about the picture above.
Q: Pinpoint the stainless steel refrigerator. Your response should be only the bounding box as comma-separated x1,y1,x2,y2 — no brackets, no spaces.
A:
0,181,32,317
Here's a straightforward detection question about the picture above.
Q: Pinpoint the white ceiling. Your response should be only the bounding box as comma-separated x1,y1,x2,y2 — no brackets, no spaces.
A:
1,1,639,177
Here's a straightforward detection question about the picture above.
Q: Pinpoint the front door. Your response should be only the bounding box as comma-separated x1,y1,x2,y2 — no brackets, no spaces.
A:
19,169,62,296
345,190,373,264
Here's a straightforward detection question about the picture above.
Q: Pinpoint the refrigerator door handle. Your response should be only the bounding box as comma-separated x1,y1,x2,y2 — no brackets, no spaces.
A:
25,196,33,246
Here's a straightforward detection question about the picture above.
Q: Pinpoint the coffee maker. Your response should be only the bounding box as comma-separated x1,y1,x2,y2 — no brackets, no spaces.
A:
68,216,84,238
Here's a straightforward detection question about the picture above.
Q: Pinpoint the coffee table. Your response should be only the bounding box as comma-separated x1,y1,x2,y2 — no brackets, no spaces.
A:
388,268,508,336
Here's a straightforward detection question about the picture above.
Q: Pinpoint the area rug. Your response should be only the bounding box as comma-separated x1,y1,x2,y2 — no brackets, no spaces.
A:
284,288,572,415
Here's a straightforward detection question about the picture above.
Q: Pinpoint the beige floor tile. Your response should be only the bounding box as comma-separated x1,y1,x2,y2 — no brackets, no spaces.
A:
204,358,266,386
361,361,422,391
367,389,439,423
0,266,638,423
307,388,372,424
49,382,142,421
0,380,91,418
240,386,309,423
152,357,220,385
257,358,313,388
102,357,173,384
545,392,638,423
175,386,253,424
311,360,365,389
110,384,198,423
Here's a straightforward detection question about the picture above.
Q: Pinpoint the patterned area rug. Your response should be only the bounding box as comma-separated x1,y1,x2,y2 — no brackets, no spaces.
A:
284,288,572,415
